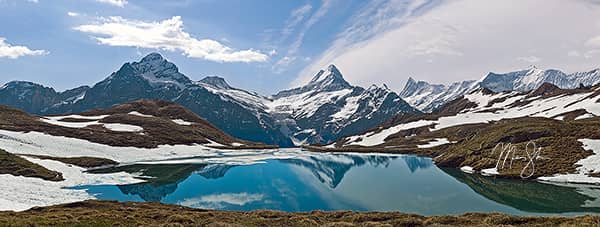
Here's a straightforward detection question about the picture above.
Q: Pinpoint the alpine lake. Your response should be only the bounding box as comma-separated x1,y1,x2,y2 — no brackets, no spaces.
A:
74,149,600,216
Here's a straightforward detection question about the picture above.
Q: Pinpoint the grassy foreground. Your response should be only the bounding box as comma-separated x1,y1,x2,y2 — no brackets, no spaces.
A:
0,200,598,226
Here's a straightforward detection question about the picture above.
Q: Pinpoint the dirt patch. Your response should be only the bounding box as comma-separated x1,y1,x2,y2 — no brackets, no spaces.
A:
0,149,63,181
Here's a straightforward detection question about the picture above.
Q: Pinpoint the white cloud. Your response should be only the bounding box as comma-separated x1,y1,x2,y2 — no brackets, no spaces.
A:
178,193,264,209
568,50,581,57
281,4,312,39
517,56,541,63
274,0,334,73
74,16,268,63
67,11,79,17
585,35,600,48
27,0,38,3
272,56,296,73
296,0,600,91
0,38,48,59
96,0,127,7
288,0,334,56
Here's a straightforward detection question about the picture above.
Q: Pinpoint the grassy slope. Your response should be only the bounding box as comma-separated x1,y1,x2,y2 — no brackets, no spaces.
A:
307,117,600,179
0,149,63,181
0,200,599,226
0,100,277,149
20,154,118,168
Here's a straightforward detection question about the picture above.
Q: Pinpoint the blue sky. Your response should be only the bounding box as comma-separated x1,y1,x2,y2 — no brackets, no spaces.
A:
1,0,600,94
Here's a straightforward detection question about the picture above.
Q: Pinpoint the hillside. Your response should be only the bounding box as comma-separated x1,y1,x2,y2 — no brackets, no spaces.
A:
309,83,600,183
0,99,273,150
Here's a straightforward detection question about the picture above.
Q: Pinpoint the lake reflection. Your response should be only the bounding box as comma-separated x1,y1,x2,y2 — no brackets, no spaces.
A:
81,151,600,215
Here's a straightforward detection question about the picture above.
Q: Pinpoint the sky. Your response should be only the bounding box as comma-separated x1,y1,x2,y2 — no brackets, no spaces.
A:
1,0,600,95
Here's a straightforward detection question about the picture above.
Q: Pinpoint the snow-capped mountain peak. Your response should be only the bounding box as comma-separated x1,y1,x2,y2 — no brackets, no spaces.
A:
102,53,192,90
402,66,600,112
307,64,352,92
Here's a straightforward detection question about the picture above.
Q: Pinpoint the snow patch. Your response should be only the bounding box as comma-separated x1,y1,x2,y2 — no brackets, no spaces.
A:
103,123,143,132
538,139,600,184
417,138,452,148
128,111,154,117
345,120,436,146
460,166,474,174
172,119,193,125
481,167,499,176
0,156,142,211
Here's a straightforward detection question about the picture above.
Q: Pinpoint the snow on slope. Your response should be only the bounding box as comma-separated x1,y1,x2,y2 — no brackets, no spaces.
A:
268,88,353,118
0,156,142,211
195,76,270,112
538,139,600,184
346,120,436,146
103,123,143,132
400,78,477,112
345,86,600,147
41,114,144,132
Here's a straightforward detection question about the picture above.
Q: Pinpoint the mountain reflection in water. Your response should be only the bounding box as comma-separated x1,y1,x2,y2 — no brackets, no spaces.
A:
82,152,600,215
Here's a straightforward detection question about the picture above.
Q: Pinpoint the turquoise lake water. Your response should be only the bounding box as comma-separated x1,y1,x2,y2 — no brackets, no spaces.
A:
78,152,600,215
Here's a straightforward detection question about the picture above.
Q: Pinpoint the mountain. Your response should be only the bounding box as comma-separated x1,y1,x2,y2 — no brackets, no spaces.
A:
0,53,293,147
400,66,600,112
269,64,420,145
0,54,419,146
0,81,89,114
480,66,600,92
399,78,477,112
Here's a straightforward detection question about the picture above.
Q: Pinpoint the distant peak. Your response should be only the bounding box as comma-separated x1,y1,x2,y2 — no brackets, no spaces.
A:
4,80,41,88
309,64,348,85
199,76,232,89
327,64,339,72
140,52,165,63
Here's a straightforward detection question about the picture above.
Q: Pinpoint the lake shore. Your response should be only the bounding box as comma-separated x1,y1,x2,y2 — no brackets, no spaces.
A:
1,200,598,226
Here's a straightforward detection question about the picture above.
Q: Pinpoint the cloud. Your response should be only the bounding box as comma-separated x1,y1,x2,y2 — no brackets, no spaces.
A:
296,0,600,90
74,16,268,63
517,56,541,63
568,50,581,57
272,56,296,73
287,0,334,56
585,35,600,48
178,193,264,209
0,38,48,59
96,0,127,7
27,0,38,3
281,4,312,39
67,11,79,17
274,0,333,73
